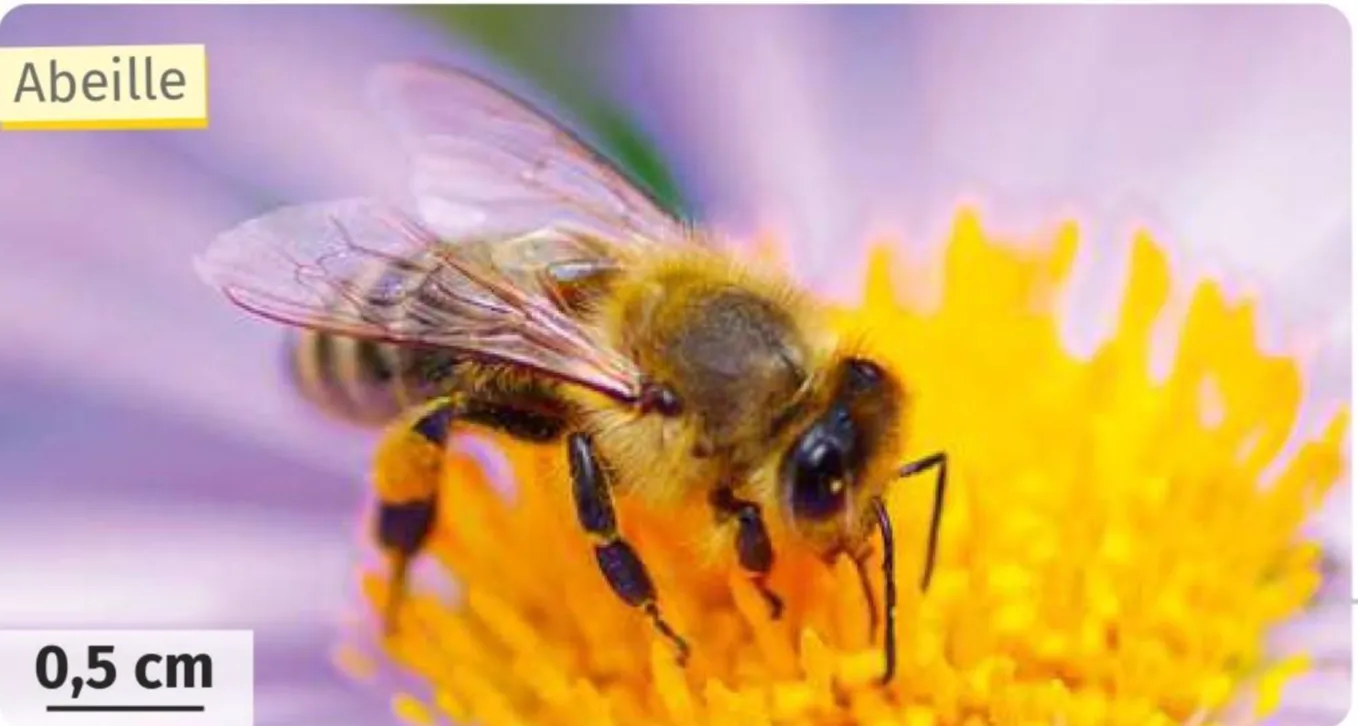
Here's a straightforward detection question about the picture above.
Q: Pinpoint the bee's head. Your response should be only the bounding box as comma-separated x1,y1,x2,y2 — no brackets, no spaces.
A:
778,356,904,557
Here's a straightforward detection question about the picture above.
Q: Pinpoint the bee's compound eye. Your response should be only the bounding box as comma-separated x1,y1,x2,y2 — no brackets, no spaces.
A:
790,439,848,520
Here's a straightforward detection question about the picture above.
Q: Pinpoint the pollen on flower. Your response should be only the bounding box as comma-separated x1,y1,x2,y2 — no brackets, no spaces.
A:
342,210,1347,726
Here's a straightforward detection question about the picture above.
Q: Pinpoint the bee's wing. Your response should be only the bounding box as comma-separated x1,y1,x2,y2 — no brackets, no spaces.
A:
196,198,645,401
367,61,698,250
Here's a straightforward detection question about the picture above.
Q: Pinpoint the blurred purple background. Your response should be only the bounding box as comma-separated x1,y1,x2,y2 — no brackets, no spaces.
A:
0,5,1348,724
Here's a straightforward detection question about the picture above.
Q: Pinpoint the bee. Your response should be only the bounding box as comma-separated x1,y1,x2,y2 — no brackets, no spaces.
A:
196,61,946,684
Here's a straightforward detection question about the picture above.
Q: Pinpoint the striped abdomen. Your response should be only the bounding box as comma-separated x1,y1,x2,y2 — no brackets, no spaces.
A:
285,330,459,427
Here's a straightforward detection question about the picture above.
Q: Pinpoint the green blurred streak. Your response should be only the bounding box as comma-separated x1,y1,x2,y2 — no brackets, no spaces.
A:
402,5,689,219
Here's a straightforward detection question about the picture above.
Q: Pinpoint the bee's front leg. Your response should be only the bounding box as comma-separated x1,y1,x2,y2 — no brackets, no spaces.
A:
568,432,690,664
710,488,783,620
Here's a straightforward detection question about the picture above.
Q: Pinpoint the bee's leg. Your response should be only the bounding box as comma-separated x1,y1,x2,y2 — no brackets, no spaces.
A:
371,395,459,634
373,390,570,634
710,488,783,620
568,431,690,664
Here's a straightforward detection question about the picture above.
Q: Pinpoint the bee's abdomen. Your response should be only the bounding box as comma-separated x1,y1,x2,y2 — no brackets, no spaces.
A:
285,330,452,427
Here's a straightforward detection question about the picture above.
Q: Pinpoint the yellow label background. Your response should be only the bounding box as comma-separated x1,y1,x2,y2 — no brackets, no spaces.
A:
0,44,207,130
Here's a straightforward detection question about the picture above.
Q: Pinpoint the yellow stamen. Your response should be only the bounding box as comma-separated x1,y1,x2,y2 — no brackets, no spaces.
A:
392,692,436,726
1254,653,1311,718
346,210,1346,726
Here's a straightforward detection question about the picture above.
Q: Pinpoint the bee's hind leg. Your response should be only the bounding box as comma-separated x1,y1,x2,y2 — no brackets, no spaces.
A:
568,431,690,665
373,388,573,634
371,396,459,634
711,488,783,620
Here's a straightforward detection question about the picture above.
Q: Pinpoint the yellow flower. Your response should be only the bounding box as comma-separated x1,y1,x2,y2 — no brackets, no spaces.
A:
336,210,1347,726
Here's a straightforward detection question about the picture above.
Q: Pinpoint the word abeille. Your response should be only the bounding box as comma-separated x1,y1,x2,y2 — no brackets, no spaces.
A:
0,44,207,131
14,55,187,103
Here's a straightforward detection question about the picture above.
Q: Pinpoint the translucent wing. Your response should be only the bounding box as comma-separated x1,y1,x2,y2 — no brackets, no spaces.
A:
367,60,698,249
196,198,645,401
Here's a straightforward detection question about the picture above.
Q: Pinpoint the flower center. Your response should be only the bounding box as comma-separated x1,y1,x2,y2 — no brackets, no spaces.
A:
336,212,1345,726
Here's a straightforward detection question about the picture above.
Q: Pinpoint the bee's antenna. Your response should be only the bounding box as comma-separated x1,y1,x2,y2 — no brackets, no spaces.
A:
870,498,897,685
897,452,948,591
871,452,947,685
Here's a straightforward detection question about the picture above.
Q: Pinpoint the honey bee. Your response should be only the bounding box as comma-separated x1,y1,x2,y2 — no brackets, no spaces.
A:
196,61,946,683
